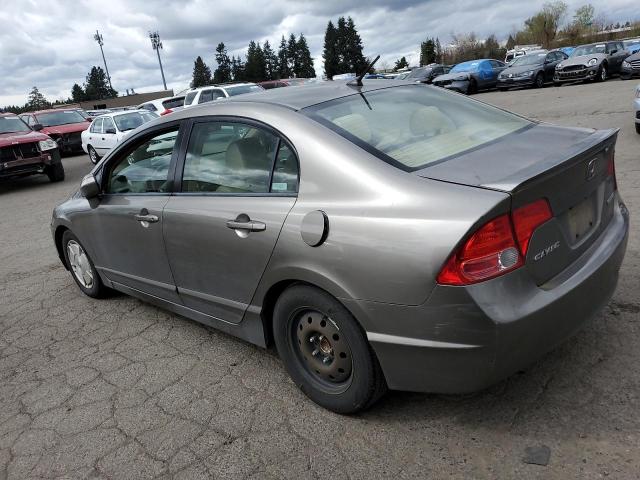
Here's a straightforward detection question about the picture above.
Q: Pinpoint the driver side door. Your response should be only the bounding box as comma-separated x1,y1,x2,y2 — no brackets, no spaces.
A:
87,122,184,302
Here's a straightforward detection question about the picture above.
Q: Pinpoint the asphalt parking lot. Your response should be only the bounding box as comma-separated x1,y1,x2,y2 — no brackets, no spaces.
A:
1,80,639,479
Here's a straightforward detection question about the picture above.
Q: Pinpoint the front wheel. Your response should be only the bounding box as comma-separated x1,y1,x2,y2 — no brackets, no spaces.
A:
534,72,544,88
62,231,109,298
88,146,100,165
46,163,65,182
273,285,387,414
466,79,477,95
597,64,608,82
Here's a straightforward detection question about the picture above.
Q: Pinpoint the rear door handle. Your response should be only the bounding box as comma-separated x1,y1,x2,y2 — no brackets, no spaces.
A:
226,219,266,232
134,214,159,223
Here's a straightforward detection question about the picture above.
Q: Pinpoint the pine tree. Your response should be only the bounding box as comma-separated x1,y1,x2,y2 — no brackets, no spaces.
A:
286,34,299,77
435,38,443,63
277,36,291,79
26,87,49,110
263,40,278,80
394,57,409,71
244,40,267,82
191,56,212,88
71,83,86,102
420,38,436,66
213,43,232,84
295,34,316,78
231,56,246,82
323,21,339,79
344,17,367,73
335,17,349,73
83,66,117,100
506,34,516,50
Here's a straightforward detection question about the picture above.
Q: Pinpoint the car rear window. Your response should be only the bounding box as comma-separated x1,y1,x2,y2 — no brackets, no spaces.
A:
303,85,531,171
225,85,264,96
162,97,185,109
184,91,198,105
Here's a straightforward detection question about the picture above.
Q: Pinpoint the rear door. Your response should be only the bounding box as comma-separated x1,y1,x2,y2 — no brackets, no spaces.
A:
163,118,299,323
98,117,117,155
87,118,103,151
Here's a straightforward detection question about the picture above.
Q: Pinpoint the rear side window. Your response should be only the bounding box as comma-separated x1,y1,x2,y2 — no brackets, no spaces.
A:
184,92,197,105
182,121,298,194
304,85,530,171
162,97,185,109
140,103,156,112
90,118,103,133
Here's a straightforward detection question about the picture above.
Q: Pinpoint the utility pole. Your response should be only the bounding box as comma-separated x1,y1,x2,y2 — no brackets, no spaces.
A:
149,31,167,91
93,30,113,90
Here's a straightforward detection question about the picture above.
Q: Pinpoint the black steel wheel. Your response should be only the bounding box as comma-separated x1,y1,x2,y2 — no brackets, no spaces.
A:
273,285,387,414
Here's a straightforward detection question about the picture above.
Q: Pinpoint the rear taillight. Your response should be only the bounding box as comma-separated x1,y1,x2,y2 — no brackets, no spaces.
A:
160,109,173,116
437,199,552,286
437,214,523,286
607,150,616,190
512,199,552,256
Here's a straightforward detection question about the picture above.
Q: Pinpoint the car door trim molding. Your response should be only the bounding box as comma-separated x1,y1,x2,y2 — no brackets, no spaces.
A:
178,286,248,311
96,266,177,293
367,332,482,349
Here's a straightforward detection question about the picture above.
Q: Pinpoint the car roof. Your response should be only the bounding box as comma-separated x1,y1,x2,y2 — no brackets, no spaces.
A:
92,110,150,120
222,80,414,111
188,83,258,93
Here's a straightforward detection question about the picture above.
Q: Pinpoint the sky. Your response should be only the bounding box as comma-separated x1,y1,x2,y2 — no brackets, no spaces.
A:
1,0,637,106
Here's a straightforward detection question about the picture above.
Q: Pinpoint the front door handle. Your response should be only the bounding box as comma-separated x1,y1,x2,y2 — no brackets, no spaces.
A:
226,219,266,232
134,214,159,223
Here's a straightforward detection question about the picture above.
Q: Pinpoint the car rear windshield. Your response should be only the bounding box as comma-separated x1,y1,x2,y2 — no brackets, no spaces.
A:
304,85,531,171
184,91,198,105
511,53,546,66
113,112,158,131
36,111,86,126
0,116,31,133
162,97,185,109
225,85,264,96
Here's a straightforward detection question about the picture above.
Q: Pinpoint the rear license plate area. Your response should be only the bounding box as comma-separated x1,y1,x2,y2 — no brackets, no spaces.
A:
567,195,596,243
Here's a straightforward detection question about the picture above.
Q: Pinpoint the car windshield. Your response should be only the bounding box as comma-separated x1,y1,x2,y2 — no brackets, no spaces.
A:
406,68,432,79
623,40,640,46
225,85,264,96
572,44,606,56
511,53,546,66
113,112,158,131
304,85,530,171
450,61,481,73
0,116,31,133
36,111,86,126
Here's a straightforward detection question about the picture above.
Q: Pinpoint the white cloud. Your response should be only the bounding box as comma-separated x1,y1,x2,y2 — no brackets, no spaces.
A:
1,0,637,106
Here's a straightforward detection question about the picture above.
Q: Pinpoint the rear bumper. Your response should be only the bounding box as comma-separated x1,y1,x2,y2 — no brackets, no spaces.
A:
347,198,629,393
0,149,61,179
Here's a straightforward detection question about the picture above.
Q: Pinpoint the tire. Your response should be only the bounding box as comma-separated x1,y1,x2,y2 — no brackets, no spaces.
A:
61,230,109,298
46,162,65,182
553,81,561,87
597,64,608,82
466,79,477,95
534,72,544,88
88,146,100,165
636,124,640,135
273,285,387,414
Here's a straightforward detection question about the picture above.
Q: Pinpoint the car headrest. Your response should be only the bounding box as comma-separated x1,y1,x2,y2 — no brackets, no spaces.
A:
410,106,455,137
333,113,373,143
225,137,270,172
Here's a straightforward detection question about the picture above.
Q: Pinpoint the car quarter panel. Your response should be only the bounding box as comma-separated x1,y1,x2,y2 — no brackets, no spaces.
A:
166,103,511,309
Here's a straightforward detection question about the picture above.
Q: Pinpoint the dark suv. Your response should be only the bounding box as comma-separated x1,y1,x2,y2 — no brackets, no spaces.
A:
19,109,91,154
0,113,64,182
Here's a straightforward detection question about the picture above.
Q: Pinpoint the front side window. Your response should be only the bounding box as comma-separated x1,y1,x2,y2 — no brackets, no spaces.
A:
106,128,179,194
182,121,297,194
90,118,103,133
102,117,115,133
305,85,530,171
113,112,155,132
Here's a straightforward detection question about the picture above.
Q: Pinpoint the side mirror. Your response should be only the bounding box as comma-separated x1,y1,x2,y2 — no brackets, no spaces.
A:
105,128,116,134
32,123,44,131
86,117,93,122
610,49,618,55
80,174,100,199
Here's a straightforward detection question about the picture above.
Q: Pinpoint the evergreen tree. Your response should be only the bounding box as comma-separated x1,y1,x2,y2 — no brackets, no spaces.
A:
277,36,291,79
287,34,299,77
506,34,516,50
435,37,443,63
213,43,232,84
394,56,409,71
26,87,49,110
71,83,86,102
420,38,436,66
335,17,349,73
344,17,367,73
295,33,316,78
83,66,117,101
244,40,267,82
322,20,339,79
263,40,278,80
191,56,212,88
231,56,246,82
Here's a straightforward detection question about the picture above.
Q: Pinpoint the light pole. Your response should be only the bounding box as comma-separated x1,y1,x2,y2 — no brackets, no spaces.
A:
93,30,113,90
149,31,167,91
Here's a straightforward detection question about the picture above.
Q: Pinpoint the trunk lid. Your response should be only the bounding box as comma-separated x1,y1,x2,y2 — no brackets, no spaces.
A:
415,124,618,285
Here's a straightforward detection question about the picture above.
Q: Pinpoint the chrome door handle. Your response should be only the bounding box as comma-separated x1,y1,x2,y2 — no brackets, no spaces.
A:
226,220,266,232
134,214,159,223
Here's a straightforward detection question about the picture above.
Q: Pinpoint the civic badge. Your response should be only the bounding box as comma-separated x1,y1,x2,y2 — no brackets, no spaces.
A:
586,158,597,181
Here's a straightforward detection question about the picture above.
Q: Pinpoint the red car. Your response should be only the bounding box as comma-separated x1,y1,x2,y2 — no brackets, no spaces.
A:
19,109,91,155
0,113,64,182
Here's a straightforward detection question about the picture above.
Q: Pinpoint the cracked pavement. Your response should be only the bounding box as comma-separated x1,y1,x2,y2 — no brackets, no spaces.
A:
1,80,639,479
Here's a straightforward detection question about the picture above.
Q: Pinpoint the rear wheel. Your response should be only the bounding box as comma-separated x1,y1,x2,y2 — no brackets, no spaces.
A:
88,146,100,165
273,285,387,414
46,163,65,182
62,231,109,298
534,72,545,88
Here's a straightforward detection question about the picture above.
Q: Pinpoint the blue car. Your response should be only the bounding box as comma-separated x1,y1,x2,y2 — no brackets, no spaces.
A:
623,39,640,54
559,46,575,57
432,59,507,94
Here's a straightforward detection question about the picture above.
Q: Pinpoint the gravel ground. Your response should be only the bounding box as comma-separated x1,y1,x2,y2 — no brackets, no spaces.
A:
1,79,639,480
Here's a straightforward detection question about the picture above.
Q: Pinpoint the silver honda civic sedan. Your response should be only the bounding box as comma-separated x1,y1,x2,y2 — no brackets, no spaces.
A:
51,81,629,413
